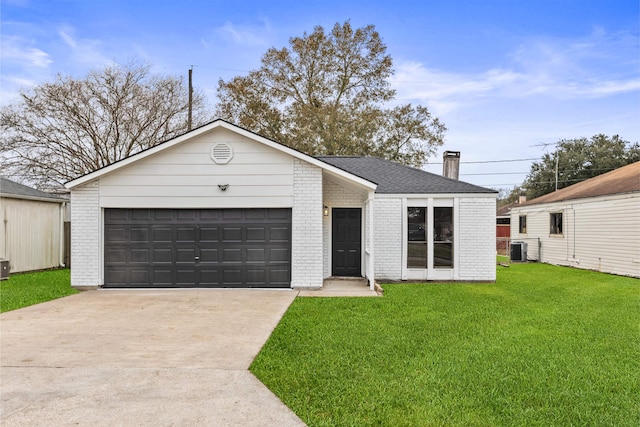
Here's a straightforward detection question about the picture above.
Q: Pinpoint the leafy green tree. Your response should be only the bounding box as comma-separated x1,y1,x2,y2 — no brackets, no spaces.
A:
1,61,208,189
216,21,446,167
524,135,640,199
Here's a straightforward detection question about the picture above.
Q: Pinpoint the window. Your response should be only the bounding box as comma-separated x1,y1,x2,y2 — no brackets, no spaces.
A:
519,215,527,234
550,212,563,235
434,207,453,267
407,207,427,268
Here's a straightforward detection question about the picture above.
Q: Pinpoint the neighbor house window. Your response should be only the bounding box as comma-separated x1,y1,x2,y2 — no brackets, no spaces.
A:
550,212,563,235
519,215,527,234
434,207,453,268
407,207,427,268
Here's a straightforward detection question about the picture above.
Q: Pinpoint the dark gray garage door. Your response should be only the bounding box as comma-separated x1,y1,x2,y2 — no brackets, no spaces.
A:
104,208,291,288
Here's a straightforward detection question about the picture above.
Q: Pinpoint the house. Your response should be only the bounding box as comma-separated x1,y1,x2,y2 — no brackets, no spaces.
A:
65,120,497,289
0,177,67,273
496,195,526,255
510,162,640,277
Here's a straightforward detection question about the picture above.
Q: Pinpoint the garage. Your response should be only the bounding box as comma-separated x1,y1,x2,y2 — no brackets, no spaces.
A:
104,208,291,288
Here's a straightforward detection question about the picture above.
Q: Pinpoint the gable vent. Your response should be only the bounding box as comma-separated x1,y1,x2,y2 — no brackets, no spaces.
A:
210,143,233,164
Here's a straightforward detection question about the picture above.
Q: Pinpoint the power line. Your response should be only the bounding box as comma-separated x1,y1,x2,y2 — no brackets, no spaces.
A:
428,157,540,165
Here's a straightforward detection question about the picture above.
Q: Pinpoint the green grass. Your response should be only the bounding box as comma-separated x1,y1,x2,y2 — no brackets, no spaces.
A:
251,264,640,426
0,268,78,313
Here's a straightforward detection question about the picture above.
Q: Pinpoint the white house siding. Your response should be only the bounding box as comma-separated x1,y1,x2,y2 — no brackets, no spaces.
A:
292,159,323,288
457,197,497,281
0,197,63,273
371,198,403,280
322,177,368,278
511,193,640,278
98,127,294,209
70,180,101,287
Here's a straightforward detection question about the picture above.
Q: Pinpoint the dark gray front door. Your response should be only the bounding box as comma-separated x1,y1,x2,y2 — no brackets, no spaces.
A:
104,208,291,288
332,208,361,277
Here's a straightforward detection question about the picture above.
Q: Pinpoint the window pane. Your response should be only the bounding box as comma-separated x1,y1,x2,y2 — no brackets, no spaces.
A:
550,212,563,235
407,207,427,268
434,207,453,268
519,215,527,234
408,207,426,241
407,242,427,268
434,243,453,267
434,207,453,242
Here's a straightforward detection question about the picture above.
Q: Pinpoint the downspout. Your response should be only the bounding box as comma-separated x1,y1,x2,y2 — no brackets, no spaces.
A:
367,190,375,289
59,202,66,267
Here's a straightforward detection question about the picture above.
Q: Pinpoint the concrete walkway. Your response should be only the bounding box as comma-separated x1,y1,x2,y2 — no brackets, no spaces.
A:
1,289,306,426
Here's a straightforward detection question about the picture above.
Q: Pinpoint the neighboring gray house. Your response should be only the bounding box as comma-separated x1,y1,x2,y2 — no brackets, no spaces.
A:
0,177,67,273
65,120,497,289
511,161,640,278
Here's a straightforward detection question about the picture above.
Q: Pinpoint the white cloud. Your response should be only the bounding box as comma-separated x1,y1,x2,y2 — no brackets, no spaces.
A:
57,25,111,66
0,35,52,68
392,29,639,115
209,20,274,48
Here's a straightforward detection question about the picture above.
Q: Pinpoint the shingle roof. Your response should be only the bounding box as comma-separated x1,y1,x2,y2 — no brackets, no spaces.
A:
523,161,640,206
0,177,64,202
316,156,497,194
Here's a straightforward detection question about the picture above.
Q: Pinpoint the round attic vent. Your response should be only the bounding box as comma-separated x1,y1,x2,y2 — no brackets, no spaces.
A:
210,143,233,164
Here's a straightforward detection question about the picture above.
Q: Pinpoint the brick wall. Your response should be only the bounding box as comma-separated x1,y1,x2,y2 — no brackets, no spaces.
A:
372,198,403,280
70,180,101,288
458,197,496,280
292,160,324,288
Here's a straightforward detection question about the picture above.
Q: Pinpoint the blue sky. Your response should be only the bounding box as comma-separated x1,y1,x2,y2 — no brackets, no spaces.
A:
2,0,639,191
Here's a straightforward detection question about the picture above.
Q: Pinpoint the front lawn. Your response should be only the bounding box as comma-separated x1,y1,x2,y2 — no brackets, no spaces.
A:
251,264,639,426
0,268,78,313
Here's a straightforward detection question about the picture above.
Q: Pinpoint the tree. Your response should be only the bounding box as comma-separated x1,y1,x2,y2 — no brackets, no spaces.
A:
524,134,640,199
1,61,208,189
215,21,446,167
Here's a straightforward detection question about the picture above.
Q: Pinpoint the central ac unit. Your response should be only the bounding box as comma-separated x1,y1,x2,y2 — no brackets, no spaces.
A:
510,242,527,262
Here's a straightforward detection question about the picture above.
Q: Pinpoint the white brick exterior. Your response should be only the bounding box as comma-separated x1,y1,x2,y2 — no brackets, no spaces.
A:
372,198,403,280
291,159,324,288
458,197,497,281
70,180,101,287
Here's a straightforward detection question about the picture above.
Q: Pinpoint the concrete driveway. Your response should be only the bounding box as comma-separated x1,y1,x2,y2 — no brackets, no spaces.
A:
1,289,306,426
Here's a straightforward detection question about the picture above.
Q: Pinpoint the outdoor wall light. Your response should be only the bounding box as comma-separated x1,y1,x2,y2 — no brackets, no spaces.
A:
323,205,329,216
218,184,229,191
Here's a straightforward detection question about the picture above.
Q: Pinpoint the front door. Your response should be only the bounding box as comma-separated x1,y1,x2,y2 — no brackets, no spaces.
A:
332,208,361,276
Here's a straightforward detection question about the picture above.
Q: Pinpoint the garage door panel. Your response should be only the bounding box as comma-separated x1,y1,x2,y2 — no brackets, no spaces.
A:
223,248,242,263
106,248,127,264
200,227,219,242
199,248,219,263
176,248,196,263
131,249,150,264
223,227,242,242
105,227,127,243
130,228,149,242
153,228,172,242
153,248,173,264
104,208,291,288
247,248,265,263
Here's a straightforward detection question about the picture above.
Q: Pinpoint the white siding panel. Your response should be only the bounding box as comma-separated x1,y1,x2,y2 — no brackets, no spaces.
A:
0,197,62,273
98,127,294,209
511,193,640,277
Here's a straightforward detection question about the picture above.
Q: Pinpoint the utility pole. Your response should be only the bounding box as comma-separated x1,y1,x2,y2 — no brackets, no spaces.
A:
188,66,193,131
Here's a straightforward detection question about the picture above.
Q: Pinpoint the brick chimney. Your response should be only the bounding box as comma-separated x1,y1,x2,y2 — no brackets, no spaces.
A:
518,194,527,204
443,151,460,180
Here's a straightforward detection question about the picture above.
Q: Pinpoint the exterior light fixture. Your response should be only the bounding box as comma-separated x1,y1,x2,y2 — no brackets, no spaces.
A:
323,205,329,216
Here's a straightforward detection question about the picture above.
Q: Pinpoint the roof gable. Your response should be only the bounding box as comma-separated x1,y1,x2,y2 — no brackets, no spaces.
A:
65,119,376,191
1,177,65,202
316,156,497,194
523,161,640,206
